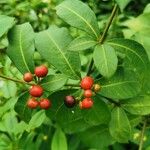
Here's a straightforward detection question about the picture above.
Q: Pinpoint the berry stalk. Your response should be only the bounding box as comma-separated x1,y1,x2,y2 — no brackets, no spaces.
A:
0,74,34,85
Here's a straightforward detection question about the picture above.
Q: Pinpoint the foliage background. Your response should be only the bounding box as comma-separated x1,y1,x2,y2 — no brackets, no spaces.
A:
0,0,150,150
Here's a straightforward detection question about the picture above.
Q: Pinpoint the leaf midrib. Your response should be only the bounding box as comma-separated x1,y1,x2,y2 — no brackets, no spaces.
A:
45,31,79,79
102,81,138,88
59,5,99,39
108,42,146,67
19,27,30,72
102,45,109,76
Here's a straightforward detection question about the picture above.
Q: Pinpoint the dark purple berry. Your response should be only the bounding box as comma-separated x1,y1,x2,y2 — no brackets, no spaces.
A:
64,96,76,108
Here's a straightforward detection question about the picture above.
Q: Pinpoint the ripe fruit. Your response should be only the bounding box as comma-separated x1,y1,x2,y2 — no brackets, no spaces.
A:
27,98,39,109
39,98,51,109
80,76,94,90
64,96,76,108
93,84,101,92
79,98,93,109
29,85,43,97
23,72,33,82
34,65,48,77
84,90,92,98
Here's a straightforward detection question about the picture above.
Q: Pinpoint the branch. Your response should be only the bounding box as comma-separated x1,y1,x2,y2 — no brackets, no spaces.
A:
87,4,118,75
138,119,147,150
99,4,118,44
0,74,34,86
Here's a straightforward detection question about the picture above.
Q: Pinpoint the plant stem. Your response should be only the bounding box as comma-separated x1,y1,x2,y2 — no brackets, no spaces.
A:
87,4,118,76
139,120,147,150
99,4,118,44
0,74,34,86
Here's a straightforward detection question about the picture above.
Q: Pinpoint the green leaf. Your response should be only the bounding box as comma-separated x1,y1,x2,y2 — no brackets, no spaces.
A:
98,70,141,100
41,74,68,92
77,125,114,149
115,0,131,12
56,0,100,39
82,95,111,125
51,128,68,150
124,13,150,36
109,107,131,143
0,98,17,116
94,44,118,78
46,90,90,134
1,80,17,99
123,95,150,115
35,25,81,80
0,15,15,38
7,23,35,74
107,39,149,80
14,92,32,123
0,36,8,49
27,110,46,131
68,36,97,51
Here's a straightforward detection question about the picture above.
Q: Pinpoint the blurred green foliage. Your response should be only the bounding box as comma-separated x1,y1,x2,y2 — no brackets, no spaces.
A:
0,0,149,150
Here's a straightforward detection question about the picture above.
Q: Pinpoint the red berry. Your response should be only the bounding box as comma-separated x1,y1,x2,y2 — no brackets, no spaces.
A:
64,96,76,108
84,90,93,98
39,98,51,109
34,65,48,77
93,84,101,92
29,85,43,97
80,98,93,109
80,76,94,90
27,98,39,109
23,72,33,82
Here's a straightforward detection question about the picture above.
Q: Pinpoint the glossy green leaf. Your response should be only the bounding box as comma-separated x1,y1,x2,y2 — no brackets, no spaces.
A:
133,34,150,61
82,95,111,125
41,74,67,92
123,95,150,115
7,23,35,74
77,125,114,149
109,107,131,143
56,0,100,39
51,128,68,150
46,90,90,134
0,15,15,38
94,44,118,78
35,26,81,80
98,70,141,100
68,36,97,51
14,92,32,123
107,39,149,80
115,0,131,11
27,110,46,131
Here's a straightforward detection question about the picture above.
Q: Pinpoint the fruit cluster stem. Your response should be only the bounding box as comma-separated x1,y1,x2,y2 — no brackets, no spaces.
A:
0,74,33,85
87,4,118,75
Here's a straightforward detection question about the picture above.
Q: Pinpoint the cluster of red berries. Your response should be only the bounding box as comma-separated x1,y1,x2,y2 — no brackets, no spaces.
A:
23,65,51,110
64,76,101,109
79,76,94,109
